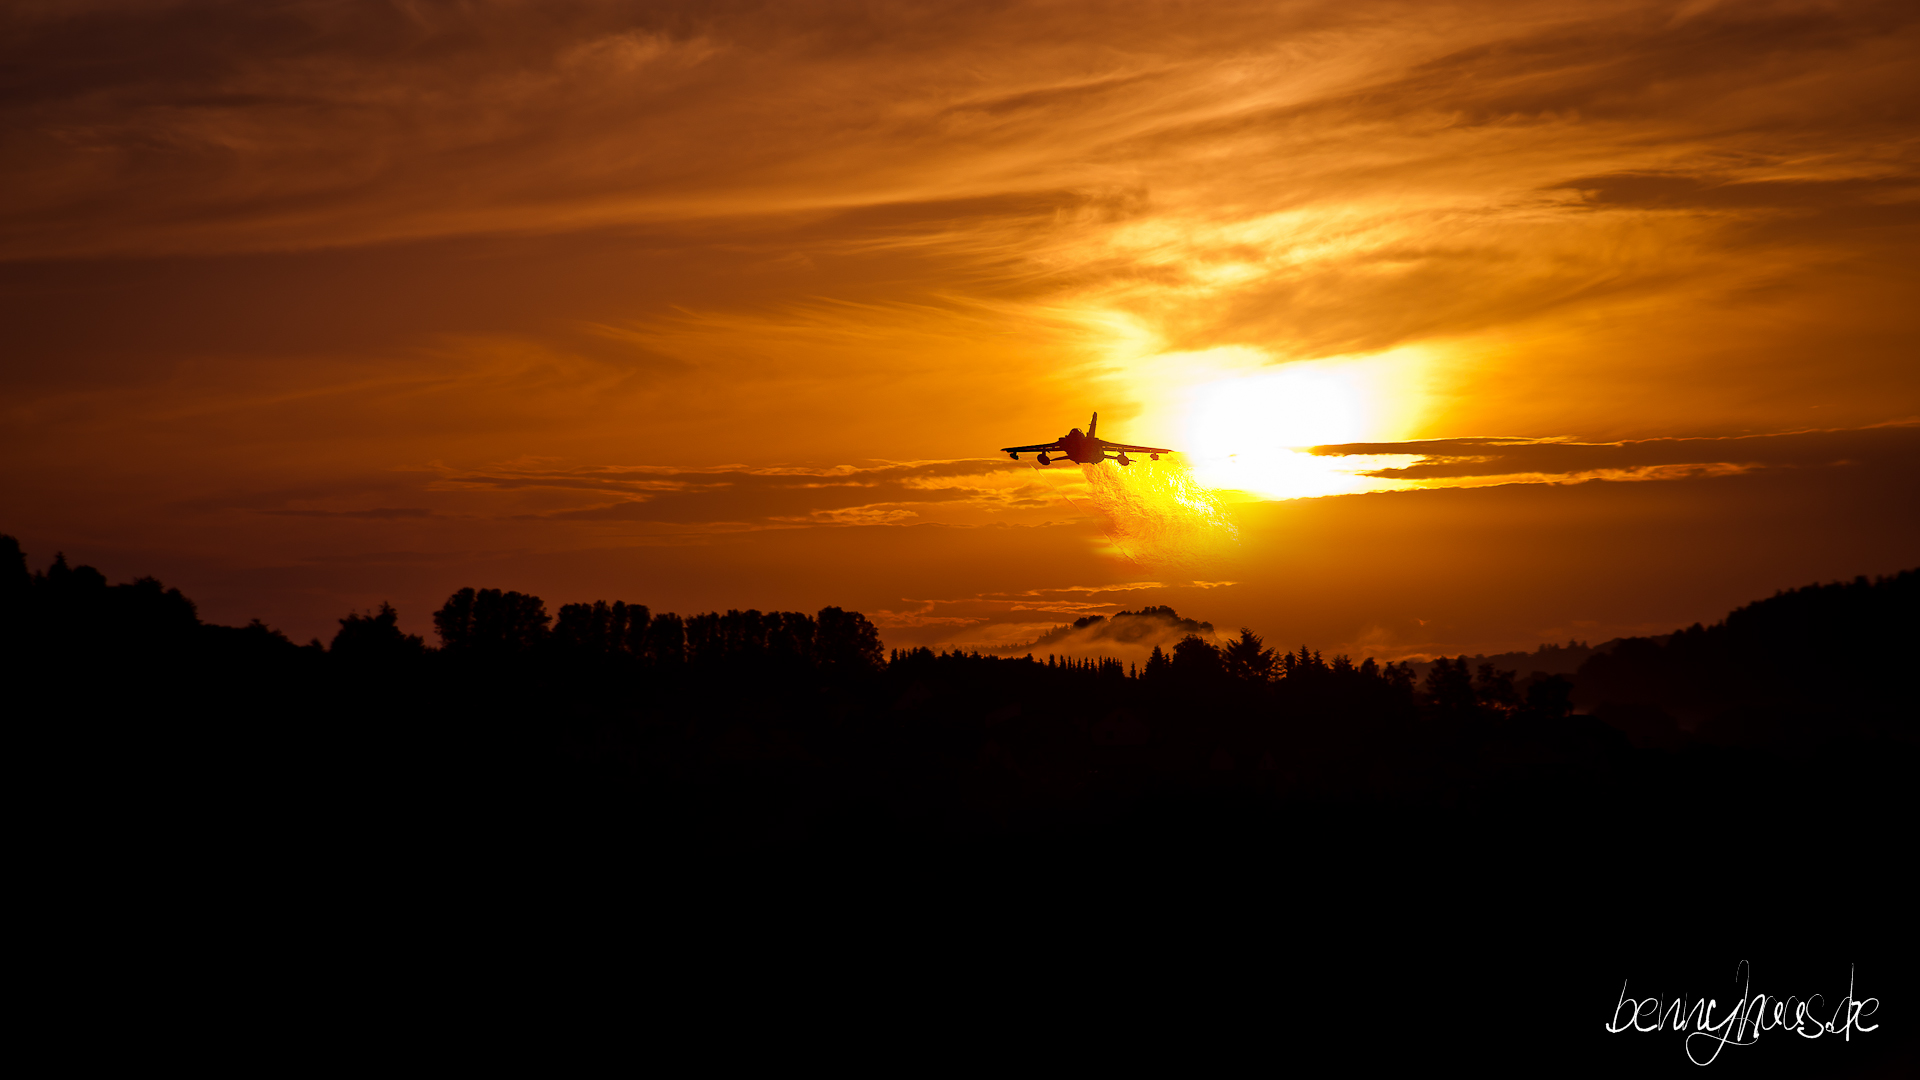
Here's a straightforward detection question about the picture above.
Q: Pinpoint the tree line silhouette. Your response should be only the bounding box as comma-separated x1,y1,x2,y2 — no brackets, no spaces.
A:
409,585,885,674
11,532,1915,1068
9,530,1912,767
12,526,1911,838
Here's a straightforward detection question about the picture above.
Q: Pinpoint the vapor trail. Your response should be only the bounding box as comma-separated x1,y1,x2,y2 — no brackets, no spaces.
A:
1033,458,1239,570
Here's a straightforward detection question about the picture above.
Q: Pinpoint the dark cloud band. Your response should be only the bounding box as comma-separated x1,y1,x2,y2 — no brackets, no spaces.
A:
1311,423,1920,482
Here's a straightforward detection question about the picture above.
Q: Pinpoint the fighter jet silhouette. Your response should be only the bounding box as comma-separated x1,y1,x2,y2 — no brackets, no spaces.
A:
1001,412,1174,467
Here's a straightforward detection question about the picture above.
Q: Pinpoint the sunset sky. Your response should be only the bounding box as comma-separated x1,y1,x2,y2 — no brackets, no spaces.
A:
4,0,1916,659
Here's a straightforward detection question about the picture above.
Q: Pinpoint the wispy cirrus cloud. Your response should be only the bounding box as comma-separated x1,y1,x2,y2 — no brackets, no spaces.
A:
170,458,1069,533
263,507,441,519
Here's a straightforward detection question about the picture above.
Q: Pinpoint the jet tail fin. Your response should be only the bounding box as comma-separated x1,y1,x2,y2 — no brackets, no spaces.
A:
1089,412,1098,438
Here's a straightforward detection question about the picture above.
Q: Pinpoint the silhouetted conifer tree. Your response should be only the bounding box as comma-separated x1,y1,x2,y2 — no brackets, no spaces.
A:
1144,645,1170,682
1423,657,1477,719
1282,646,1328,680
1474,663,1518,713
1223,628,1276,682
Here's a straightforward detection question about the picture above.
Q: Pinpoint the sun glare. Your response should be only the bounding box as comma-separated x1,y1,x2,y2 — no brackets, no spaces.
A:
1116,346,1430,501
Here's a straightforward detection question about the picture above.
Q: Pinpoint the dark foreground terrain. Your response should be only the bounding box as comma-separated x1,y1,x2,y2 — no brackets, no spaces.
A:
8,535,1913,1073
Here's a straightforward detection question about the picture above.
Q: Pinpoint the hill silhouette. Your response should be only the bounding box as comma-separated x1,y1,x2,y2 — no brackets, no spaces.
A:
992,605,1218,659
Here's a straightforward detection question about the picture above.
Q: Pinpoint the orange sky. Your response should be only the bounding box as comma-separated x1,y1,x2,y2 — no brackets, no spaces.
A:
4,0,1916,659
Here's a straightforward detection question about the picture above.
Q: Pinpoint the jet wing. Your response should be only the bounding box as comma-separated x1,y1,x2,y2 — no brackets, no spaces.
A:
1098,441,1175,454
1000,442,1062,453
